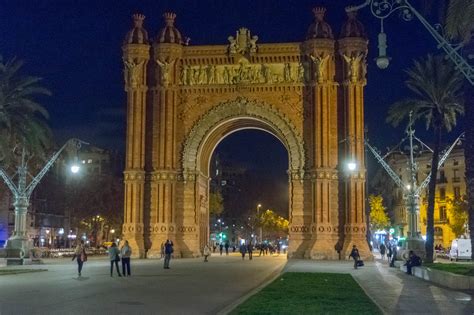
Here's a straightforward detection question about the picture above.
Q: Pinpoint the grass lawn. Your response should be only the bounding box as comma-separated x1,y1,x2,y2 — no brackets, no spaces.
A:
0,269,47,275
425,263,474,276
231,272,381,315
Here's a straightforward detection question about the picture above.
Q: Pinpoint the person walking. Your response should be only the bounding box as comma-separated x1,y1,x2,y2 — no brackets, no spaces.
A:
72,240,87,277
349,245,360,269
108,242,122,277
120,240,132,276
247,242,253,260
203,244,211,262
225,241,230,255
239,243,247,260
379,243,386,260
390,242,397,267
164,239,174,269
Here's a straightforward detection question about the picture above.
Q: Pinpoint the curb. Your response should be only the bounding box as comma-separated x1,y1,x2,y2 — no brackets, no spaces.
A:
351,262,387,315
216,262,286,315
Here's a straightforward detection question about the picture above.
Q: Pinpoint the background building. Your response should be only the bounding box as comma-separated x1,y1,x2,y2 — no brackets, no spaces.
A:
388,146,466,248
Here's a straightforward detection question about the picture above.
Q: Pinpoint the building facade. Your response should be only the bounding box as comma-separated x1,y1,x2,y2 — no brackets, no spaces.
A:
389,147,466,248
122,8,371,259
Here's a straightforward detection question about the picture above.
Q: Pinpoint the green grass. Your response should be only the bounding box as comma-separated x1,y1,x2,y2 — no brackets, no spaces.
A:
0,269,47,275
425,263,474,276
231,272,381,315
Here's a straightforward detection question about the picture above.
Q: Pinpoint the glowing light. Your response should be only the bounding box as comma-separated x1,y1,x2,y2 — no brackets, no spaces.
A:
71,165,80,173
347,162,357,171
406,184,411,190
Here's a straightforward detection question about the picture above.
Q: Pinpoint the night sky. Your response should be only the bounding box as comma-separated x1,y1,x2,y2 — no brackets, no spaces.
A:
0,1,456,215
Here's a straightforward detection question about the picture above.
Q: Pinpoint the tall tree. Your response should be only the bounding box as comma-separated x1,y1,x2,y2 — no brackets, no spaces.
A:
369,195,391,232
447,196,468,237
387,54,464,262
0,56,52,165
445,0,474,260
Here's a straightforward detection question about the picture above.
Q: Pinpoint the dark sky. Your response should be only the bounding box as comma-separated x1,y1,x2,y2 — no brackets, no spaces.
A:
0,1,454,214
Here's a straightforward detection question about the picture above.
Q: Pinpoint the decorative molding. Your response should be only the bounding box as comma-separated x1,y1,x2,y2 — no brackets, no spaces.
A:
181,96,305,177
228,27,258,55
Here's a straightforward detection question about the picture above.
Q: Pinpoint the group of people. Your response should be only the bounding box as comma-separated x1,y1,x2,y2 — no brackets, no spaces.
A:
72,239,175,277
379,241,422,274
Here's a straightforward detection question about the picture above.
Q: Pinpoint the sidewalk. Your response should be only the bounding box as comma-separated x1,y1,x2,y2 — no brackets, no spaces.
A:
284,256,474,315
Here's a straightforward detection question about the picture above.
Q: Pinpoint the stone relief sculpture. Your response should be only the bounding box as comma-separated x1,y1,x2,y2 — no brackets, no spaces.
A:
309,54,329,83
342,53,364,83
123,60,144,88
179,62,309,86
227,28,259,55
156,59,173,85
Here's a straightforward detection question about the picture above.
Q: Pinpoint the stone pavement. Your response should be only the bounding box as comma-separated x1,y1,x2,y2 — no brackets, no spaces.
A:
1,252,474,314
0,253,286,315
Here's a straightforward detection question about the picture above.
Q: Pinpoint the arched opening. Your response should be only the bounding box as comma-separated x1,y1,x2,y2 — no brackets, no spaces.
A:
208,129,289,255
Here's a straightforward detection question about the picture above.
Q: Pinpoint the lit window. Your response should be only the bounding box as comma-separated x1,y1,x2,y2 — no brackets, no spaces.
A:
82,160,86,164
88,159,93,164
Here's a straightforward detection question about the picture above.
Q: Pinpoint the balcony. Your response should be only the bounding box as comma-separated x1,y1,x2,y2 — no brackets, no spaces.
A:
435,219,449,224
437,177,448,184
452,177,461,183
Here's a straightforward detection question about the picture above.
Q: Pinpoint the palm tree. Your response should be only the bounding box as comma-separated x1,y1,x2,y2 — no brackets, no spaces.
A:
0,55,52,166
444,0,474,260
387,54,464,263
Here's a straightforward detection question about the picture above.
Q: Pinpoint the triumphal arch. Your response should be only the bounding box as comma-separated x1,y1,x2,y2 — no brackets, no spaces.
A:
121,8,370,260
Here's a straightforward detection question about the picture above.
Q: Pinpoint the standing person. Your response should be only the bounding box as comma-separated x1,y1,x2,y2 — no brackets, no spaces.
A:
224,241,230,255
108,242,122,277
120,240,132,277
379,243,386,260
247,242,253,260
219,243,224,256
259,243,265,256
164,239,174,269
72,240,87,277
239,243,247,260
390,242,397,267
203,244,211,262
349,245,360,269
387,242,393,264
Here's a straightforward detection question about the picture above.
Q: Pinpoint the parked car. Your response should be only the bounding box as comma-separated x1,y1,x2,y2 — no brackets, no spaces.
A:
449,238,471,261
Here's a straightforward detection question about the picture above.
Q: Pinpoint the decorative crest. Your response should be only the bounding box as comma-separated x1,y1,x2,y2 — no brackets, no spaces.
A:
132,13,145,27
228,28,258,55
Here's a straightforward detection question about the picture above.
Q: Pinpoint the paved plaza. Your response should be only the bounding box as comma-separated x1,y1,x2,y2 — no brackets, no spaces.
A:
1,253,474,314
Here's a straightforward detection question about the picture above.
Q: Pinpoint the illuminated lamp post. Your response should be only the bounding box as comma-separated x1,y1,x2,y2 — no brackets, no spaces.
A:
0,138,87,260
346,0,473,85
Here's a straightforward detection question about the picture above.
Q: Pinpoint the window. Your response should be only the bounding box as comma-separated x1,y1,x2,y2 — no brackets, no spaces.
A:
439,188,446,200
454,159,459,166
454,186,461,198
434,226,443,236
427,164,431,169
453,169,460,182
87,159,93,164
439,206,447,221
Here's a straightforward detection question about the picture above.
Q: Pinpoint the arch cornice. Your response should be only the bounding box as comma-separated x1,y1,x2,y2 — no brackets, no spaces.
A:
181,96,305,180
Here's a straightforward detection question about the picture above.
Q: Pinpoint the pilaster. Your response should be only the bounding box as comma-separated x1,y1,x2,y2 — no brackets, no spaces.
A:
338,37,371,260
122,38,150,258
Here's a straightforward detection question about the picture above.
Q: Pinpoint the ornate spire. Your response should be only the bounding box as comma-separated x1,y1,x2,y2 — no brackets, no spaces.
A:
156,12,187,45
340,8,367,39
306,7,334,40
123,13,149,45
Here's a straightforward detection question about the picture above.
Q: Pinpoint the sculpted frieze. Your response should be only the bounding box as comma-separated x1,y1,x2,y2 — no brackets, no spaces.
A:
180,62,309,86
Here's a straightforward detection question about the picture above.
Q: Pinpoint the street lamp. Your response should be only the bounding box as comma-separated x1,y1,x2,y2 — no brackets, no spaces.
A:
347,161,357,172
0,138,88,259
365,113,464,256
347,0,474,84
257,203,262,244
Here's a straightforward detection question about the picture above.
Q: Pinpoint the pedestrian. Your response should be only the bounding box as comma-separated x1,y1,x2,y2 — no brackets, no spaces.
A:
259,243,265,256
203,244,211,262
405,250,422,275
387,242,393,263
390,242,397,267
225,241,230,255
120,240,132,276
108,242,122,277
219,243,224,255
72,240,87,277
349,245,360,269
247,242,253,260
164,239,174,269
239,243,247,260
379,243,386,260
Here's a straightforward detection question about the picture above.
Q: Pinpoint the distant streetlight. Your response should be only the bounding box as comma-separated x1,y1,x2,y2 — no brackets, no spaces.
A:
0,138,88,259
70,164,80,174
110,229,115,234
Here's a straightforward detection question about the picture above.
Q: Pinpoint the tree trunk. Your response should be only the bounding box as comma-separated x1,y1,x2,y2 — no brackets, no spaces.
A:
425,127,442,263
464,37,474,260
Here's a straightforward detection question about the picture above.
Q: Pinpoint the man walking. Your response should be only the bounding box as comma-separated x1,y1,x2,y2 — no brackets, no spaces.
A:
164,239,174,269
